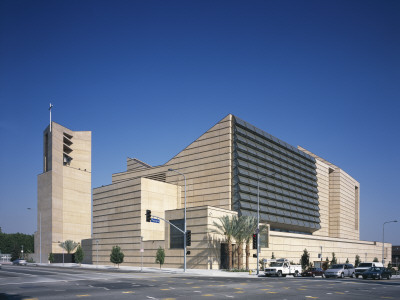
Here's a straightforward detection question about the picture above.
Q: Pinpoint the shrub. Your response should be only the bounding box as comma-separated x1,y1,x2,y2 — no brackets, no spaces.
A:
110,246,124,268
300,249,310,271
74,245,84,266
155,246,165,269
355,255,361,267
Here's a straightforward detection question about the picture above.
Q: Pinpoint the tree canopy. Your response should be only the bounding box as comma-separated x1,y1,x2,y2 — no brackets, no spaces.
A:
0,230,34,261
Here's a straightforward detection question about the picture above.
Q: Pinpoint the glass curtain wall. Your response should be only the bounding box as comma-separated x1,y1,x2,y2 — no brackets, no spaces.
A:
232,116,320,234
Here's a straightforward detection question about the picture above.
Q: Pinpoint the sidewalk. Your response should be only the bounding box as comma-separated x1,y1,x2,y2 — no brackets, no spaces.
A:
32,263,261,278
29,263,400,279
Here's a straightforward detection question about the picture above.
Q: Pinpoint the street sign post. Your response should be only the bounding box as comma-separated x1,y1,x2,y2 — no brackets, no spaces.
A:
150,218,160,223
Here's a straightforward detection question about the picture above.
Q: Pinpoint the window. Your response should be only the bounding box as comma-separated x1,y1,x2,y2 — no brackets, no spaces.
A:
170,219,184,249
260,232,269,248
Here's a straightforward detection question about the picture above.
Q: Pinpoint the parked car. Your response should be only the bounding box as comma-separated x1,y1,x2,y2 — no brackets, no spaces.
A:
355,262,384,278
362,267,392,280
302,267,325,278
324,264,355,278
12,259,27,266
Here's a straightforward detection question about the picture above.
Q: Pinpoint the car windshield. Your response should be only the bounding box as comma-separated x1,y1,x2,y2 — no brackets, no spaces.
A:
330,264,344,269
358,263,372,268
270,262,283,267
368,267,382,272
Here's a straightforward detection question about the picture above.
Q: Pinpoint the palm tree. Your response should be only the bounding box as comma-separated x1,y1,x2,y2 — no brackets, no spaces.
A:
242,216,268,270
232,215,249,269
59,240,79,254
212,215,236,270
243,216,258,270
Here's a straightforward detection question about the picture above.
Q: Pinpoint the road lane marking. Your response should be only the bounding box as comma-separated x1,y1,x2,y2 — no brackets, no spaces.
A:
122,291,135,294
305,297,318,299
76,295,90,297
162,298,176,300
335,292,345,294
201,294,214,297
267,292,277,294
234,291,244,293
160,289,170,290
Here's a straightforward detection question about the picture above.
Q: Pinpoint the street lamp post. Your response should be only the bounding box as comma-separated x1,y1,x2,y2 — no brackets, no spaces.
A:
140,236,143,272
382,220,397,265
256,172,276,275
27,208,41,264
168,168,187,272
96,240,99,268
320,246,323,264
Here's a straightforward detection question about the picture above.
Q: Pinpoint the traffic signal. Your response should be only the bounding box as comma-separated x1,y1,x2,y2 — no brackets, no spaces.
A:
146,210,151,222
186,230,191,246
252,234,257,249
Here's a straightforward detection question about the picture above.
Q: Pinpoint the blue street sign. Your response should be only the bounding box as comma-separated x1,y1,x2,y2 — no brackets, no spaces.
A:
150,218,160,223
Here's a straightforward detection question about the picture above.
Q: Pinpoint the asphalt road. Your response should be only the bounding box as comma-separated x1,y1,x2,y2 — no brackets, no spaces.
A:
0,265,399,299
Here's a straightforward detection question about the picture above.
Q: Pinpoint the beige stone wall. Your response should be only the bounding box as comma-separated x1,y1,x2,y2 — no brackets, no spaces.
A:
110,114,233,212
298,146,360,240
36,122,91,263
163,206,237,269
257,231,390,268
329,169,359,240
312,160,330,237
92,178,180,266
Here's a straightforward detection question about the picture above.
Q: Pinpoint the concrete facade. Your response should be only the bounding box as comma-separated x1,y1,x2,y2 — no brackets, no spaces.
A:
35,122,91,263
88,114,390,269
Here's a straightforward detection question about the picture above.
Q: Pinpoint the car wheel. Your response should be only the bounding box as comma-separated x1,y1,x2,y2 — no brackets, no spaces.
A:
387,275,391,280
356,275,359,278
340,273,344,279
277,271,282,277
312,273,315,277
322,273,325,278
378,275,382,280
362,276,366,279
351,273,355,278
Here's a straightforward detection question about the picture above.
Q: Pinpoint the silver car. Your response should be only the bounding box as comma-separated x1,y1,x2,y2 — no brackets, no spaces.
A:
12,259,27,266
324,264,355,278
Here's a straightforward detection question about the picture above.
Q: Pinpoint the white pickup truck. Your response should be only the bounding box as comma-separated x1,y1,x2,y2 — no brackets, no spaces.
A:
264,258,302,277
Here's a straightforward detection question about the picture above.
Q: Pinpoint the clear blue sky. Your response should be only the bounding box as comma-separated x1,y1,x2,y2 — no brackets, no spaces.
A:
1,1,399,245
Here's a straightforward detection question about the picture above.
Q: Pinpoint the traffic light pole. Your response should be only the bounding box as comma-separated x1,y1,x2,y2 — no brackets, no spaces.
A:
146,214,189,272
